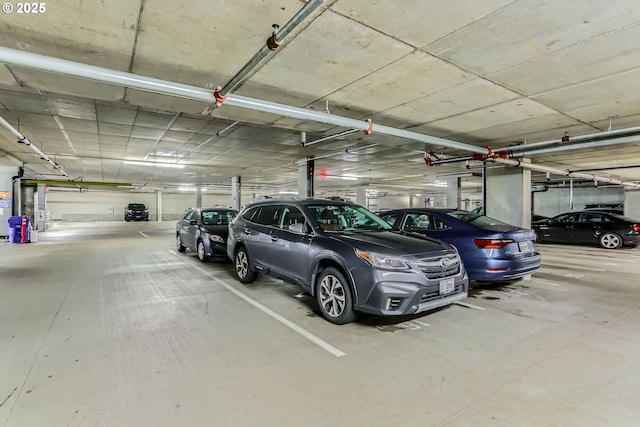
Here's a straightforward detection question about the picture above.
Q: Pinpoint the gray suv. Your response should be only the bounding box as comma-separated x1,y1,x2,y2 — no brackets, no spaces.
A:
227,198,468,324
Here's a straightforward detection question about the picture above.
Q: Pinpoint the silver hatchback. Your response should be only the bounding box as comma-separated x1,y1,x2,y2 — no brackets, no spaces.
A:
227,198,468,324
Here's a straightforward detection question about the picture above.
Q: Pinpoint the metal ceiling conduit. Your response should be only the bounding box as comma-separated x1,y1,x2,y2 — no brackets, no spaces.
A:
0,114,71,178
218,0,327,97
429,129,640,165
490,157,639,188
496,124,640,152
0,47,637,188
0,46,487,154
510,134,640,157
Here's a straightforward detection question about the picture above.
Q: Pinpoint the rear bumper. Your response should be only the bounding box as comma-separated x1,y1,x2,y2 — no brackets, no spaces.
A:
469,252,541,282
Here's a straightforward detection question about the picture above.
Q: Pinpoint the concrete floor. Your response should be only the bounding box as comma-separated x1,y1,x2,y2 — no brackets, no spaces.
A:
1,221,639,427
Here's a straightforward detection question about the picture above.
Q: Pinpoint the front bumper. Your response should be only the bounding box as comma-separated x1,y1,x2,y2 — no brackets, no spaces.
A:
353,268,468,316
206,239,229,257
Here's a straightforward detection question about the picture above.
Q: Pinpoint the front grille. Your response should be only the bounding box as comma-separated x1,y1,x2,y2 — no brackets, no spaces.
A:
416,254,461,280
419,283,464,304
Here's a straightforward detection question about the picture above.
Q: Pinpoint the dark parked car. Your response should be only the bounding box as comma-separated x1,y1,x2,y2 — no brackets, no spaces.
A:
379,209,541,282
124,203,149,221
532,211,640,249
176,207,238,261
227,198,468,324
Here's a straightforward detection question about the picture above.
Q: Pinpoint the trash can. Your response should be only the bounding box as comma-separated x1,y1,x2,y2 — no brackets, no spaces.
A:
8,216,30,243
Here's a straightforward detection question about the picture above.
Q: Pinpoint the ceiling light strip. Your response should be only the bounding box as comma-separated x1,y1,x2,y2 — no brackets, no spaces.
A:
123,160,185,168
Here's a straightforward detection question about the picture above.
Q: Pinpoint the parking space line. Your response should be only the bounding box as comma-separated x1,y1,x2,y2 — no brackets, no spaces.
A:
455,302,486,310
531,278,560,286
139,231,149,238
208,275,346,358
170,252,346,358
542,263,605,272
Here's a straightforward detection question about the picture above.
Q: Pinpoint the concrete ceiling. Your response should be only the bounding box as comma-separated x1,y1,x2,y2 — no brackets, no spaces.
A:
1,0,640,197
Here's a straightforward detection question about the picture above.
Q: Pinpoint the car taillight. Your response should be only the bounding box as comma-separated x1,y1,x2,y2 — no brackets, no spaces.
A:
473,238,515,249
633,224,640,232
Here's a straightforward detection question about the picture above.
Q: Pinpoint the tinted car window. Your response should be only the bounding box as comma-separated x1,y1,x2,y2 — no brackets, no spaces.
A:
379,213,398,227
255,205,281,226
242,206,260,222
184,210,197,221
128,203,146,209
554,213,578,223
202,210,237,225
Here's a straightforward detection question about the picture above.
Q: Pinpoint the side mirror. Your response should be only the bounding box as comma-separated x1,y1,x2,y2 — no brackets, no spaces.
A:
288,223,304,234
189,220,197,225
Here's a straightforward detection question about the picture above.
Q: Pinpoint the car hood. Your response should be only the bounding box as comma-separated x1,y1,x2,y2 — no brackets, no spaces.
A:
329,230,454,256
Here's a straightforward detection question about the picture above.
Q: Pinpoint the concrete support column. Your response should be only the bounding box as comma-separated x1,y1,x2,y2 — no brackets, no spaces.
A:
356,186,367,207
232,176,241,211
195,186,203,208
36,184,46,231
298,158,314,198
485,159,531,228
156,190,163,222
624,189,640,219
446,177,462,209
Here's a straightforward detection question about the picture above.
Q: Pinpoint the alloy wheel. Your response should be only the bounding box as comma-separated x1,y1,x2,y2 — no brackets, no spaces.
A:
600,233,621,249
318,274,346,318
236,251,248,279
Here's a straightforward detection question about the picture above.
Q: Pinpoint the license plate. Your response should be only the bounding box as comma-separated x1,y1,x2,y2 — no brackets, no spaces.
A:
518,241,530,252
439,278,455,295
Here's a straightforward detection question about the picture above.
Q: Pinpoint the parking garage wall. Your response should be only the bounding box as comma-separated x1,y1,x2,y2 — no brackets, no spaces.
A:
45,190,232,221
533,186,624,217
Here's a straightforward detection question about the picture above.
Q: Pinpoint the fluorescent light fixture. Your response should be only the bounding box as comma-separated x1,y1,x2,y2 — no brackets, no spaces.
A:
123,160,184,169
326,175,358,181
279,191,298,194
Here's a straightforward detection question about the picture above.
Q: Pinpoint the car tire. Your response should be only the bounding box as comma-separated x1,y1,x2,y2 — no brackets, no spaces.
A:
176,234,186,253
533,231,541,243
316,267,357,325
197,240,210,262
599,232,622,249
234,246,257,283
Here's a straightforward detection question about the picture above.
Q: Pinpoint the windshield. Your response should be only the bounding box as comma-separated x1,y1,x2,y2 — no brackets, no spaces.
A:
447,211,512,230
307,203,392,232
128,203,146,210
201,210,238,225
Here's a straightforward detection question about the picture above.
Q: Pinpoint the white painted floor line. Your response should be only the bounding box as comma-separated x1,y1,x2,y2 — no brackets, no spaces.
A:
138,231,149,238
543,263,605,272
532,278,560,286
168,250,177,255
208,275,346,358
294,293,307,299
455,301,486,311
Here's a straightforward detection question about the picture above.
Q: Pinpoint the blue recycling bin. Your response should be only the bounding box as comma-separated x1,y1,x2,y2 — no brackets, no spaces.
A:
8,216,30,243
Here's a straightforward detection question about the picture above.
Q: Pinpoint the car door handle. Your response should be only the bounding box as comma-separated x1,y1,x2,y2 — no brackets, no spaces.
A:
270,234,278,241
243,228,252,235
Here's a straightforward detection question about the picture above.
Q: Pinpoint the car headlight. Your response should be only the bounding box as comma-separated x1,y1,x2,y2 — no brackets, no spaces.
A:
206,233,224,243
355,249,411,270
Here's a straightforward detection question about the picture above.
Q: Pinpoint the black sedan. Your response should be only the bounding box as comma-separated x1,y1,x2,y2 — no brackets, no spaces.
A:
176,207,238,261
532,211,640,249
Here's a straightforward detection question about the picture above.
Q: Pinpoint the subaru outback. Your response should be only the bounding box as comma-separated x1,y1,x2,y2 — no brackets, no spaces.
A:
227,198,468,324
